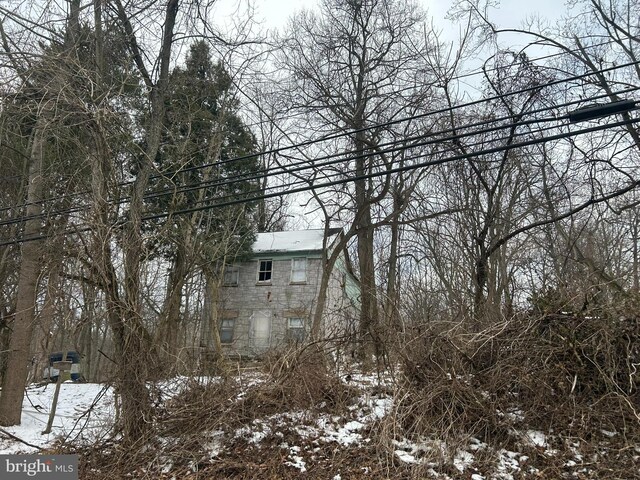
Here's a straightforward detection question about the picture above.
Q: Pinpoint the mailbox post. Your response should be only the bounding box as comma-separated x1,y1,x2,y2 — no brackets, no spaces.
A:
42,355,72,435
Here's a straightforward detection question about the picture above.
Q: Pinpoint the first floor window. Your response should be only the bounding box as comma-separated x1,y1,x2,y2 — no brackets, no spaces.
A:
258,259,273,282
287,317,306,342
220,318,235,343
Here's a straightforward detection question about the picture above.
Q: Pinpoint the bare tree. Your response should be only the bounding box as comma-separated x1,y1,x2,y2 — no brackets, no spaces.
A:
279,0,436,363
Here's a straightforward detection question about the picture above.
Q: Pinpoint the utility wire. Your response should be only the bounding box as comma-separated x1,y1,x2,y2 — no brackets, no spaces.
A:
142,116,570,210
116,119,575,219
2,81,638,230
139,113,636,217
0,34,626,206
136,117,640,218
150,58,640,184
0,94,606,229
1,57,637,216
1,90,637,229
2,114,638,247
0,107,569,225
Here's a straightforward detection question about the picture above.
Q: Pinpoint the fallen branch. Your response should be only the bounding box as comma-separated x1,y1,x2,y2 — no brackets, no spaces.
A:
0,428,43,450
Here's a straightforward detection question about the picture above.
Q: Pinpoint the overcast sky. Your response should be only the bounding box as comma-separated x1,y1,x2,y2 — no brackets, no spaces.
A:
253,0,568,32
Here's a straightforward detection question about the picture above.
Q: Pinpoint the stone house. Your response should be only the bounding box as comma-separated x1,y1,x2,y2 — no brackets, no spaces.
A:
217,228,360,357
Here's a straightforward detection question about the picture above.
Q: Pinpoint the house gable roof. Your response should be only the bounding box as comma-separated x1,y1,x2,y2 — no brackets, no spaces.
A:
253,228,341,255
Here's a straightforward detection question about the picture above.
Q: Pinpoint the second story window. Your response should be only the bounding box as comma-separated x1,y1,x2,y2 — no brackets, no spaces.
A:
223,265,239,286
290,258,307,283
258,259,273,283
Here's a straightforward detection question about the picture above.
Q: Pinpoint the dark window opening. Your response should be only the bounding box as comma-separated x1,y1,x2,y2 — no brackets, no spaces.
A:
258,260,272,282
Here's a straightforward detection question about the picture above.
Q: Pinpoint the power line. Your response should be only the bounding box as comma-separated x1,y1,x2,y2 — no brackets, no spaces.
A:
134,117,640,218
2,57,638,218
0,33,623,190
3,74,638,231
1,106,567,225
139,119,573,216
138,113,637,219
1,86,637,230
2,114,637,247
0,34,627,196
156,59,640,185
0,96,600,228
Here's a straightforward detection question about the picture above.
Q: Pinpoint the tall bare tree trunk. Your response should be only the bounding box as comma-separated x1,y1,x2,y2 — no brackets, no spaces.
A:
310,229,351,341
109,0,178,443
0,116,47,425
88,117,156,441
384,188,403,332
633,221,639,292
200,270,224,372
354,132,380,365
77,279,96,382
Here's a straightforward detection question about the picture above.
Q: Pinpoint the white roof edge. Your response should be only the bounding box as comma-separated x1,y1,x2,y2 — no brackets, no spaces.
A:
252,229,341,254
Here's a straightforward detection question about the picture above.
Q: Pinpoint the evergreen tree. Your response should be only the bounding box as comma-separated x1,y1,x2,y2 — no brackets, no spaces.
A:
149,41,261,362
149,40,259,259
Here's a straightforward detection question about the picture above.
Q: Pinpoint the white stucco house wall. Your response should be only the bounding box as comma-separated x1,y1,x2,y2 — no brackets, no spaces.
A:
217,228,360,357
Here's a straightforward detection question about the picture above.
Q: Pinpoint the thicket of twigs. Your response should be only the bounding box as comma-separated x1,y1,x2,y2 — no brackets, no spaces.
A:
243,345,358,415
68,345,362,478
391,296,640,477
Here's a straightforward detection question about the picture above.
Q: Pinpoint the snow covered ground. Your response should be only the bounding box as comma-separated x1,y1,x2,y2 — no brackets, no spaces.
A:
0,382,115,454
0,373,633,479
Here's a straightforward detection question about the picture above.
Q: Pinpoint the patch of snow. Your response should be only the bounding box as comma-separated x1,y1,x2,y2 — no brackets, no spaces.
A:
334,422,364,446
495,449,521,478
425,468,452,479
524,430,547,448
391,438,435,465
395,449,420,464
369,396,393,419
204,430,225,458
469,436,487,451
453,450,474,472
285,445,307,472
295,416,363,446
506,408,525,422
342,420,364,431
